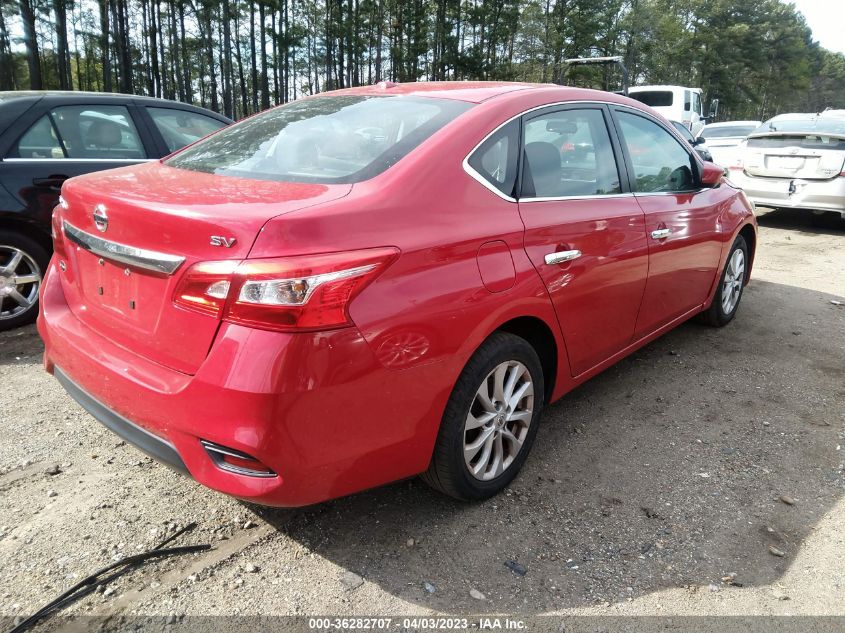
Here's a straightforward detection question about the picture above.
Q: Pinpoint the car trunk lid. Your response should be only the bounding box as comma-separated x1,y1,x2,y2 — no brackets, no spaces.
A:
56,162,351,374
744,133,845,180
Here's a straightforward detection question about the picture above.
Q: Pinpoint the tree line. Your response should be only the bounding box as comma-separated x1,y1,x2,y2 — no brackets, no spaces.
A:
2,0,844,122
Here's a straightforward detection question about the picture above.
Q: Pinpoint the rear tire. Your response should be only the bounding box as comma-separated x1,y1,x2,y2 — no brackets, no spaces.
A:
701,235,748,327
421,332,544,501
0,231,49,332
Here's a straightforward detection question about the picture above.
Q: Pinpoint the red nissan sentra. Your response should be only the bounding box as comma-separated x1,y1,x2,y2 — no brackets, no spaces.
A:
38,82,757,506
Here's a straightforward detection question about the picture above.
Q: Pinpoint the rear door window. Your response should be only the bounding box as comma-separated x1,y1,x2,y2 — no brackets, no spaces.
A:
50,105,146,159
147,107,227,153
521,108,621,198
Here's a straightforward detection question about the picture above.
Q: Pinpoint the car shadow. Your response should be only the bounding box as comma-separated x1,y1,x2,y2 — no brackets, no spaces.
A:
755,206,845,235
0,324,42,366
252,279,845,613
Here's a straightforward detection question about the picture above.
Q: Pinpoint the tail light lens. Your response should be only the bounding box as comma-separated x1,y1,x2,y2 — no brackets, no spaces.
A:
173,260,239,316
173,247,398,332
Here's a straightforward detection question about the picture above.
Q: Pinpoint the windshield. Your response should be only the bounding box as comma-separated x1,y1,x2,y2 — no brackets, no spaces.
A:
752,116,845,137
166,95,472,184
701,125,757,139
670,121,693,141
629,91,673,107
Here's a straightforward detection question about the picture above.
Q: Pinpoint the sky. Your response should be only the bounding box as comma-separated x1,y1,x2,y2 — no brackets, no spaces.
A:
791,0,845,54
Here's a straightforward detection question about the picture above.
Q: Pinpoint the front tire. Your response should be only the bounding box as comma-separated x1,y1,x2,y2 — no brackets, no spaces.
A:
701,234,748,327
0,231,49,331
421,332,544,501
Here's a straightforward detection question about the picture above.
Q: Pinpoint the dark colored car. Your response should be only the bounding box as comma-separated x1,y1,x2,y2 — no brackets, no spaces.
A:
670,119,713,162
0,91,231,330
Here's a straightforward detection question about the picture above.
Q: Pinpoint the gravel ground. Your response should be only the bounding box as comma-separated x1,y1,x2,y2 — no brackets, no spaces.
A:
1,207,844,624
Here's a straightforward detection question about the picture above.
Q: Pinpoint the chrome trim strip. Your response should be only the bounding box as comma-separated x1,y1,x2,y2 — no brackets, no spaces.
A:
521,192,636,203
200,440,278,478
62,220,185,275
3,158,155,163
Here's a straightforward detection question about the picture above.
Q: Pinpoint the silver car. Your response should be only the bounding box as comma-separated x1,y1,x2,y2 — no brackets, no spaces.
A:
729,111,845,218
699,120,761,167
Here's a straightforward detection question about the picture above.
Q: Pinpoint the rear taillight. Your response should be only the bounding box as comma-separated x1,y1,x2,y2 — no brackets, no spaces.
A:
173,260,239,316
173,247,398,331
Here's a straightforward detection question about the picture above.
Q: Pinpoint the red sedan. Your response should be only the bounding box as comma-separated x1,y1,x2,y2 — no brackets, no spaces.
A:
38,82,757,506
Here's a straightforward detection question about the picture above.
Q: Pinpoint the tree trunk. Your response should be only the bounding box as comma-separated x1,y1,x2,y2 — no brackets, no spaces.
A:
54,0,71,89
170,2,184,101
157,2,169,98
259,2,270,109
179,2,191,103
283,0,291,102
250,2,258,112
20,0,43,89
202,3,219,112
271,9,279,103
0,8,14,90
222,0,234,118
148,0,160,96
111,0,132,93
233,7,249,117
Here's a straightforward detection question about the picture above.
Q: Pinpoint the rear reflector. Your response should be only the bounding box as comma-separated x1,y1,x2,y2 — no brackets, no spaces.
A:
200,440,276,478
173,247,399,331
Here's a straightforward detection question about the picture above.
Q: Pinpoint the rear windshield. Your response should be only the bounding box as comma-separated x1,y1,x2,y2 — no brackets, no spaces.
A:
701,125,757,139
752,116,845,137
629,91,673,107
166,95,472,184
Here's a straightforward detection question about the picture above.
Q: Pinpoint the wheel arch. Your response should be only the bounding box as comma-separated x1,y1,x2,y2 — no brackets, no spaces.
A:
494,315,558,404
737,222,756,283
0,216,53,255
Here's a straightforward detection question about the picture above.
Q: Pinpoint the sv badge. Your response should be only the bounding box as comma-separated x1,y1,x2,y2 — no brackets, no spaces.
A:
210,236,237,248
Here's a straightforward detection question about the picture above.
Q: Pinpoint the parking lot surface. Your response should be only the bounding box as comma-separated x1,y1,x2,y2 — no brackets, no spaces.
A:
1,208,844,620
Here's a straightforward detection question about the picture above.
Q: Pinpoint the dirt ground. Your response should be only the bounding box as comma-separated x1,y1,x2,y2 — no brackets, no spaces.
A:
1,207,844,625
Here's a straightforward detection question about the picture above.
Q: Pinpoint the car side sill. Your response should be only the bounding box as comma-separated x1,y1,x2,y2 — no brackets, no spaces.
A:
54,366,190,476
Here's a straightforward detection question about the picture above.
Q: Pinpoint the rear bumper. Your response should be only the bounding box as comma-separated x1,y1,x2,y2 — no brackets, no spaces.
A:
38,258,449,507
729,171,845,215
54,367,189,475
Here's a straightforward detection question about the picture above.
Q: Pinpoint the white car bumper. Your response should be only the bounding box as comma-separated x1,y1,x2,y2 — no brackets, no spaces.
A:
727,169,845,216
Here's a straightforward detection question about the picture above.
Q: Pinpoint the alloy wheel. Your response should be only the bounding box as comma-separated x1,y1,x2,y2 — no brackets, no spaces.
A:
464,360,534,481
721,248,745,315
0,246,42,321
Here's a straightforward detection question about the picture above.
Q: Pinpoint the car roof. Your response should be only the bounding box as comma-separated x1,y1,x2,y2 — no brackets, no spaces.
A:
0,91,231,120
1,90,187,103
706,120,762,127
768,111,845,121
317,81,555,104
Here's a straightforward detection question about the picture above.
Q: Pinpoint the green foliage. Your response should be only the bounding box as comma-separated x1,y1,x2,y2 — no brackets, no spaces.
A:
2,0,843,120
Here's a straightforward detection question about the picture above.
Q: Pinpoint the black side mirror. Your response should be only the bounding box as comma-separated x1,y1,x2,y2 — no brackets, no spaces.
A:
692,136,706,146
708,98,720,119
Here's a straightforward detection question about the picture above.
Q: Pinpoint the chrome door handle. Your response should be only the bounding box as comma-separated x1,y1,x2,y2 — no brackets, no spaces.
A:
651,228,672,239
544,250,581,265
